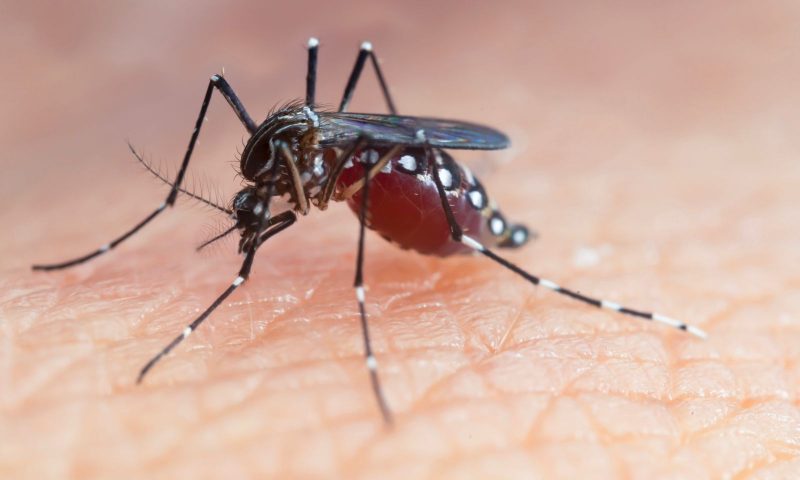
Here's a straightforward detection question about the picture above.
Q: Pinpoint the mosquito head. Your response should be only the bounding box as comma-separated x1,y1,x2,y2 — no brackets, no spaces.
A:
231,187,265,229
231,186,275,254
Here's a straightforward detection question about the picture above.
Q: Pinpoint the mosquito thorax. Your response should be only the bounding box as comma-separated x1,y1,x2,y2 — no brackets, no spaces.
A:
237,103,332,215
239,103,320,181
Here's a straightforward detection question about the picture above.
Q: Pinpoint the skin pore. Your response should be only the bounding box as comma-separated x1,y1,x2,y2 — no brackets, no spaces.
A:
2,1,800,478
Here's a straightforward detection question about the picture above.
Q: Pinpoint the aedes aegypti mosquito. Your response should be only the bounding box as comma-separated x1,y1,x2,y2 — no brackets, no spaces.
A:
33,38,707,424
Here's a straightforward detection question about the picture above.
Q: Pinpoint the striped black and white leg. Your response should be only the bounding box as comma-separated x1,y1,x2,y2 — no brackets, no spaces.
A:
306,37,319,106
426,147,707,339
32,74,257,271
339,41,397,114
136,206,296,384
352,144,393,424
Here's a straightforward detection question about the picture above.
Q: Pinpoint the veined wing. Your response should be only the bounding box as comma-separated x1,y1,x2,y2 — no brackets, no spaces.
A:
317,112,510,150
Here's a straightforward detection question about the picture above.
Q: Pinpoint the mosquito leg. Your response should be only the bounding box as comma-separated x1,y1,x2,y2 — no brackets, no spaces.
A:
32,75,256,271
137,207,294,384
316,137,368,209
339,41,397,114
306,37,319,106
211,75,258,135
256,211,297,245
352,146,394,425
277,142,311,215
425,146,708,339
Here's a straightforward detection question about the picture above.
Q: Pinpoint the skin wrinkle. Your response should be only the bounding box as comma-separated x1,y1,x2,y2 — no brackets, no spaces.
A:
406,296,537,409
575,401,629,477
149,382,261,469
495,294,531,353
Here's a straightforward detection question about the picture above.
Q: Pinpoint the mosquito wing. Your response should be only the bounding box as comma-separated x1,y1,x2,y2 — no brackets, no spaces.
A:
317,112,510,150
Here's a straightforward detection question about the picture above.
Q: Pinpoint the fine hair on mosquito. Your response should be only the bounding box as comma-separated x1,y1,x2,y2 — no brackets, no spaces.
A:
33,37,708,425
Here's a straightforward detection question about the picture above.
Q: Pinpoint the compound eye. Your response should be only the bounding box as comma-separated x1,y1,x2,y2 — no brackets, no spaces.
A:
235,209,259,229
232,189,260,225
233,193,249,213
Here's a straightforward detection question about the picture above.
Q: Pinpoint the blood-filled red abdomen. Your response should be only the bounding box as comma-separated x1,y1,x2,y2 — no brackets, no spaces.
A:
334,147,529,257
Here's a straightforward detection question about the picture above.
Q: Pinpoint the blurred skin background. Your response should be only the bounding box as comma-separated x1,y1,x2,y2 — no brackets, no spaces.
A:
2,1,800,479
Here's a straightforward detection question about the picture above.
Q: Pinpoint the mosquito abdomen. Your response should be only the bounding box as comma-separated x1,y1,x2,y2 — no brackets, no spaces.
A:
336,147,529,256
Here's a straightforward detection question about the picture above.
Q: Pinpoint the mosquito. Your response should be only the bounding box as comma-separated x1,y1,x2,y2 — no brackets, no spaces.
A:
33,38,707,424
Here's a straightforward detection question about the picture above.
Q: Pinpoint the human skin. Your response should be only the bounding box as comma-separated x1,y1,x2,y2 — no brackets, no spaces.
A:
2,1,800,479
